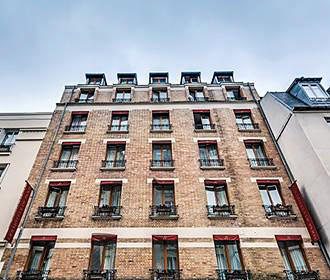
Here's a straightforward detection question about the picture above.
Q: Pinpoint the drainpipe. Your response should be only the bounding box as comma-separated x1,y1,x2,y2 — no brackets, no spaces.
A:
2,87,76,280
247,83,330,267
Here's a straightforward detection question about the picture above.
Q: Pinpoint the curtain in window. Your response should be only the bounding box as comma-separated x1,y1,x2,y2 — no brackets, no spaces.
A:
90,244,103,271
111,186,121,207
167,244,177,270
199,146,208,160
164,189,174,206
255,145,265,159
279,246,292,271
268,185,282,205
103,243,116,270
154,186,163,206
29,246,44,271
41,248,53,271
208,146,218,160
46,189,59,207
195,91,204,98
215,244,227,270
153,146,161,162
201,115,211,128
107,146,116,162
228,243,241,270
159,91,167,99
154,243,165,270
288,245,308,272
162,146,171,161
215,187,228,206
206,188,216,206
100,187,111,207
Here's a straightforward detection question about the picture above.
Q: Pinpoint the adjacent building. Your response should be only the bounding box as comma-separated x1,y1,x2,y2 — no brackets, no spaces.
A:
1,73,329,280
261,77,330,262
0,112,52,272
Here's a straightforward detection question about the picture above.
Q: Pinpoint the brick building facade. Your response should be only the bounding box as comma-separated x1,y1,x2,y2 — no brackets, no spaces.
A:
1,72,329,279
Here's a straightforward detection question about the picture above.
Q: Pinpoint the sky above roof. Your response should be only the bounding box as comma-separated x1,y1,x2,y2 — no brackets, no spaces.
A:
1,0,330,112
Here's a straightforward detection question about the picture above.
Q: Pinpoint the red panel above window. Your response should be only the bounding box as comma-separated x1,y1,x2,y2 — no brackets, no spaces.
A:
62,142,81,145
112,111,129,115
152,235,178,241
153,110,169,114
100,181,122,185
193,109,210,113
234,109,251,114
72,111,89,115
49,181,71,187
92,234,117,242
107,141,126,145
213,235,239,241
204,180,226,185
275,235,302,241
198,140,217,144
153,179,174,185
256,180,280,185
243,139,262,144
31,235,57,242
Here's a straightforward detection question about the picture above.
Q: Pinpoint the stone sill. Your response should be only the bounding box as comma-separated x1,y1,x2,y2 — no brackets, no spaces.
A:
35,216,64,222
63,131,86,134
150,167,175,171
149,215,179,220
250,166,277,170
200,166,225,170
266,215,297,220
208,215,237,220
91,215,121,220
50,168,76,172
194,129,217,133
100,167,126,171
106,130,129,134
150,130,173,133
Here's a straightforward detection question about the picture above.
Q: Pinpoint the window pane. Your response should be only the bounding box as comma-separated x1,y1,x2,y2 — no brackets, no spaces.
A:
153,145,161,160
268,185,282,205
111,186,121,207
206,188,217,206
41,247,53,271
199,146,207,160
196,91,204,98
159,91,167,99
303,85,316,98
154,243,165,270
29,246,44,270
246,147,256,159
259,187,272,206
104,243,116,270
162,146,171,161
154,186,163,205
215,188,228,206
208,145,218,160
311,85,327,98
90,244,103,271
215,244,227,270
255,145,265,159
107,146,116,161
228,243,241,270
167,243,178,270
59,190,68,207
164,189,174,205
242,115,252,124
279,245,292,271
288,244,308,272
201,115,211,125
46,189,59,207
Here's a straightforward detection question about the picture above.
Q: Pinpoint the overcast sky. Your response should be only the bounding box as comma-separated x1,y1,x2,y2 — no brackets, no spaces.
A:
1,0,330,112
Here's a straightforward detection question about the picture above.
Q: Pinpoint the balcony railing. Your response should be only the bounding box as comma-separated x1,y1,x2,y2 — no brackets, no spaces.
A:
16,270,50,280
207,205,236,217
216,269,250,280
309,97,330,103
75,98,94,103
248,158,274,167
64,125,87,132
236,123,259,131
151,97,170,103
227,96,247,101
0,144,12,152
151,124,172,131
53,160,78,169
199,159,224,168
92,206,122,219
150,205,177,217
151,160,174,168
150,269,181,280
284,270,320,280
101,160,126,168
107,124,129,132
189,97,209,102
36,206,66,219
113,98,131,103
263,204,295,218
83,269,116,280
195,123,216,130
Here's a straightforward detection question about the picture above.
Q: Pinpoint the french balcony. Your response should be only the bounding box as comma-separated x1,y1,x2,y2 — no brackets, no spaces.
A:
74,98,94,103
0,144,13,153
101,160,126,170
227,96,247,101
64,125,87,133
150,269,181,280
150,124,172,132
112,98,131,103
149,205,178,220
16,270,50,280
189,97,209,102
107,124,129,133
199,159,225,170
284,270,320,280
151,97,170,103
236,123,260,131
194,123,216,131
216,269,251,280
207,205,237,219
263,204,296,220
92,205,122,220
35,206,66,221
52,160,78,171
83,269,116,280
248,158,275,169
150,160,175,170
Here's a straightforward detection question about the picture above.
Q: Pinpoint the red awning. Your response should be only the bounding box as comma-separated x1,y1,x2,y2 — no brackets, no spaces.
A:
198,140,217,144
153,179,174,185
275,235,302,241
152,235,178,241
153,110,169,114
193,109,210,113
92,234,117,242
107,141,126,145
234,109,251,114
62,142,81,145
49,181,71,187
72,111,89,115
31,235,57,242
290,181,320,243
256,180,280,185
100,181,122,185
204,180,226,185
112,111,129,115
213,235,240,241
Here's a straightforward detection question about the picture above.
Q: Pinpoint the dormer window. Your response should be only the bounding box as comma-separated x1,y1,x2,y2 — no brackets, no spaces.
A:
301,84,328,100
181,72,201,84
150,73,169,84
212,72,234,84
85,73,107,86
117,73,137,85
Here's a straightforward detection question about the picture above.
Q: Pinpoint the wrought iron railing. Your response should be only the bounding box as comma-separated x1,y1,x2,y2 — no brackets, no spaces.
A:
150,205,177,217
207,205,236,217
263,204,295,218
236,123,259,131
107,124,129,132
64,125,87,132
284,270,320,280
101,160,126,168
227,96,247,101
113,98,131,103
248,158,274,167
151,160,174,168
36,206,66,218
189,97,209,102
309,97,330,103
83,269,116,280
92,206,122,218
75,98,94,103
216,269,250,280
0,144,12,152
151,124,172,131
16,270,50,280
199,159,224,167
150,269,181,280
151,97,170,103
53,160,78,169
195,123,216,130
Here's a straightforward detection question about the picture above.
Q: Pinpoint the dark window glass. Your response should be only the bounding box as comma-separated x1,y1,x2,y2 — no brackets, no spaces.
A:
90,241,116,271
153,240,178,270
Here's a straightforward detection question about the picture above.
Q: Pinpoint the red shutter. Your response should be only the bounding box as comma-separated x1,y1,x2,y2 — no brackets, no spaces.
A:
275,235,302,241
100,181,122,185
290,181,320,243
152,235,178,241
49,181,71,187
256,180,280,185
198,140,217,144
92,234,117,242
4,182,33,243
233,109,251,114
204,180,226,185
153,179,174,185
31,235,57,242
62,142,81,145
213,235,240,241
153,110,169,114
107,141,126,145
112,111,129,115
193,109,210,113
72,111,89,115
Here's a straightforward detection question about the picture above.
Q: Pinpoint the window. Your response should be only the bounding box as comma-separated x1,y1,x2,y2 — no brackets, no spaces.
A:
119,77,135,84
152,143,173,167
152,236,179,272
302,84,328,99
151,77,168,84
188,89,206,101
56,144,80,168
152,89,169,102
104,144,126,168
1,130,18,146
0,164,8,180
199,143,222,167
66,113,88,132
151,182,176,216
235,111,258,130
114,90,131,102
245,142,273,167
193,111,214,130
43,184,69,217
152,112,171,131
216,75,233,83
89,235,116,272
214,237,244,275
110,113,129,132
182,74,200,84
78,90,94,103
226,87,243,101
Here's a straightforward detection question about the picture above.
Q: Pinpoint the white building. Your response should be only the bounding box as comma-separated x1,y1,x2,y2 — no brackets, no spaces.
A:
261,77,330,260
0,112,52,272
